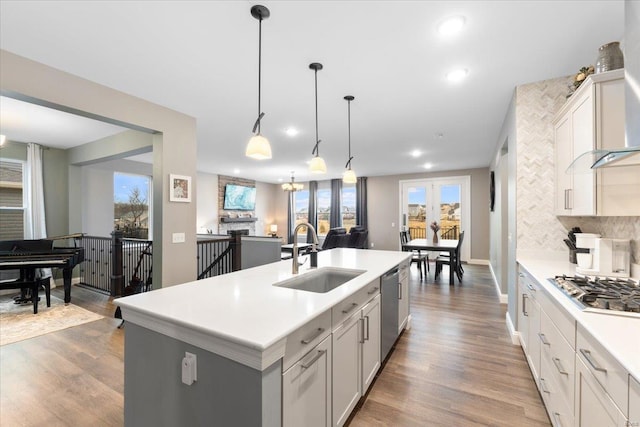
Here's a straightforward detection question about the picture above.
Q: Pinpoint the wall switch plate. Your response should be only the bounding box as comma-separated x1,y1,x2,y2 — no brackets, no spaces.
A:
172,232,186,243
182,352,197,385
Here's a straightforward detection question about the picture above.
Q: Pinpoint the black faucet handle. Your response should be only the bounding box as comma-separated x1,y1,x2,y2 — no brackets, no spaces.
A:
310,251,318,268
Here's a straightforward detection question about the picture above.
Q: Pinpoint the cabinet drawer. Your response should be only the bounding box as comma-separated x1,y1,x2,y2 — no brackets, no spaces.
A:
538,289,575,349
283,310,331,371
540,311,575,411
332,279,380,329
538,358,574,427
576,324,628,415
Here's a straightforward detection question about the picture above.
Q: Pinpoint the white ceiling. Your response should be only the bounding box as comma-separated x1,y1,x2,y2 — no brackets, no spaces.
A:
0,1,625,183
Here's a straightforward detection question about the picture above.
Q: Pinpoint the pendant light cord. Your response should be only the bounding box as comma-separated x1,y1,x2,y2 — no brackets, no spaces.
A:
347,99,352,168
313,68,320,156
257,16,262,134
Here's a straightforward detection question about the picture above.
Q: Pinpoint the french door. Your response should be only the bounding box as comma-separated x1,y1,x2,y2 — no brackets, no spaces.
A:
399,176,470,262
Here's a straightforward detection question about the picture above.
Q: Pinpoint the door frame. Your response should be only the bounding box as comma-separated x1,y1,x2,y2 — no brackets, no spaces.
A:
398,175,471,262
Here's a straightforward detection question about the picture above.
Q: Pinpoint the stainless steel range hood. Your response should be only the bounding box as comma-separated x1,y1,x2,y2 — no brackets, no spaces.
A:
570,0,640,171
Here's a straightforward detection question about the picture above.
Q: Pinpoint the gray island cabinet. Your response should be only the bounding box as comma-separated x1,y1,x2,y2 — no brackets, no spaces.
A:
117,248,411,427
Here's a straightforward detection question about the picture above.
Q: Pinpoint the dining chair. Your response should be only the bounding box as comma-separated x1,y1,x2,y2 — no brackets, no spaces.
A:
435,230,464,283
400,230,428,280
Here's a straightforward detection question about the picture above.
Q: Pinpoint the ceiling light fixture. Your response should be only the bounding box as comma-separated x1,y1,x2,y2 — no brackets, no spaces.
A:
423,163,433,169
309,63,327,174
342,95,357,184
245,5,272,160
411,149,421,158
446,68,468,82
438,16,465,36
0,135,6,146
282,171,304,192
285,127,299,137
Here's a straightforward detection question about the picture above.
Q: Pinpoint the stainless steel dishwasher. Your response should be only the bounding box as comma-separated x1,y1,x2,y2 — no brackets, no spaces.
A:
380,266,399,361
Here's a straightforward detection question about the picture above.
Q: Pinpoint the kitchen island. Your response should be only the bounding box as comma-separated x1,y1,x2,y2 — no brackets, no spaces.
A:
117,248,411,426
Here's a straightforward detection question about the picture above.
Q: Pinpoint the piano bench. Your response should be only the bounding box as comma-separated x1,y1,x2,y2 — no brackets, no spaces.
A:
0,277,51,314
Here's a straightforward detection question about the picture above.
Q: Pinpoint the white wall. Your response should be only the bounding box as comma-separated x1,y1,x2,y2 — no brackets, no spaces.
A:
196,172,219,233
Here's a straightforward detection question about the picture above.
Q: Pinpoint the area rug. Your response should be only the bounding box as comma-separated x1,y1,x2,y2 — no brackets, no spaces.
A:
0,295,103,346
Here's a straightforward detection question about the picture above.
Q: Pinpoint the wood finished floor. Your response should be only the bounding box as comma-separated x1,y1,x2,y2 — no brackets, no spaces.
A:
0,264,550,426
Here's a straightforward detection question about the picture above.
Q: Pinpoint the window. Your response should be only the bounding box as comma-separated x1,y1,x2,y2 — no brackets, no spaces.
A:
341,184,356,230
0,159,25,240
114,172,152,239
316,186,331,236
294,190,309,235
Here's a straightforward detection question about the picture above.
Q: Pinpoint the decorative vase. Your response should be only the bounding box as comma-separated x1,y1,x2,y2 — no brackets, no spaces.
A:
595,41,624,73
433,234,439,244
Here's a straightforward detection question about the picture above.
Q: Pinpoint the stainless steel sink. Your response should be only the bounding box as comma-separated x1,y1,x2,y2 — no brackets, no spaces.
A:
274,267,365,293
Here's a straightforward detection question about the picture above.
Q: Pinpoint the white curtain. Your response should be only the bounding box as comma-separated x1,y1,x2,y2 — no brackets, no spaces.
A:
25,143,51,278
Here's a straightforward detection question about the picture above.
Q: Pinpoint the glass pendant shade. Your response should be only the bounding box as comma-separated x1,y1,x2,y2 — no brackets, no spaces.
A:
282,182,304,191
309,156,327,174
343,168,357,184
245,134,272,159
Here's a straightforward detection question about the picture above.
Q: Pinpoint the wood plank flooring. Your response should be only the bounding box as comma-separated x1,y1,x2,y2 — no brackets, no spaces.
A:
0,264,549,426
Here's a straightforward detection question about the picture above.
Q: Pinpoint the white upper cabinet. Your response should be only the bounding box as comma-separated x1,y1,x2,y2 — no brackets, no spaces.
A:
553,69,640,216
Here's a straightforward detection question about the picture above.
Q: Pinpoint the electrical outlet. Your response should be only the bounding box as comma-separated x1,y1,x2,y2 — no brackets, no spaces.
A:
391,222,395,227
370,242,375,248
172,232,186,243
182,352,197,385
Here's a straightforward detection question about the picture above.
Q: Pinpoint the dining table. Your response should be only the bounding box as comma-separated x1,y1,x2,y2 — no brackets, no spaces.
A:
402,239,459,286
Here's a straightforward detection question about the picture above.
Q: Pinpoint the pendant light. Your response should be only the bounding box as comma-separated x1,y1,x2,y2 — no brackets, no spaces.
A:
282,171,304,192
309,63,327,174
245,5,272,160
342,95,357,184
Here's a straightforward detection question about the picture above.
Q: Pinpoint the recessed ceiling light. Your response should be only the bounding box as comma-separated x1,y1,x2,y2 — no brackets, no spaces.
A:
233,168,240,174
446,68,468,82
278,178,283,182
423,163,433,169
438,16,465,36
285,127,299,137
411,150,422,158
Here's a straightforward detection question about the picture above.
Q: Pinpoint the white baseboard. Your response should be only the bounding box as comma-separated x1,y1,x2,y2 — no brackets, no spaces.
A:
468,258,489,265
488,263,508,304
406,314,412,330
505,312,520,345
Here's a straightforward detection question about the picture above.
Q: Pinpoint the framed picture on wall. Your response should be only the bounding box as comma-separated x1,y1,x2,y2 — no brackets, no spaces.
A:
170,174,191,202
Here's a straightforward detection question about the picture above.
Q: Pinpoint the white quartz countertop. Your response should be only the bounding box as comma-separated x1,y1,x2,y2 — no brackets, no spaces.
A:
517,254,640,381
117,248,411,369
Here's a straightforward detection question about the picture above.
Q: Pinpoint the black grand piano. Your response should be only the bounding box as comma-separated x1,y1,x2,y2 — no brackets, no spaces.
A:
0,238,85,309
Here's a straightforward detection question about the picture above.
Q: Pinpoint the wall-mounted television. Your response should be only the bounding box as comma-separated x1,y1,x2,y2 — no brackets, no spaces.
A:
223,184,256,211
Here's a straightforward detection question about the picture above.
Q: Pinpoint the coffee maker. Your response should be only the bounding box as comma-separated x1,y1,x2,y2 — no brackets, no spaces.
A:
575,234,631,277
594,238,631,278
575,233,601,275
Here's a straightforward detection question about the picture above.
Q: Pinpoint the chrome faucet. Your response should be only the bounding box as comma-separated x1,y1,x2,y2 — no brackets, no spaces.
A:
292,222,319,274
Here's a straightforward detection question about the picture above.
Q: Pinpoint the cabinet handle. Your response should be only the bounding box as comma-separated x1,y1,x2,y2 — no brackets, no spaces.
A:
301,349,326,369
526,283,536,292
522,294,528,316
365,315,370,341
398,282,402,300
360,318,365,344
342,302,358,314
552,357,569,375
367,286,379,295
539,377,550,394
300,327,325,345
564,189,569,210
538,333,550,346
579,349,607,373
552,412,564,427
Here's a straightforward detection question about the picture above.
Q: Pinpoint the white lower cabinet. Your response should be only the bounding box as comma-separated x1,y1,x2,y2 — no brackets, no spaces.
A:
282,335,332,427
398,262,409,334
629,376,640,427
332,294,381,427
575,356,627,427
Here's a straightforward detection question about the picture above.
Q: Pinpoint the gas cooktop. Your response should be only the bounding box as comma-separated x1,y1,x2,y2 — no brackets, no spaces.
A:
549,275,640,318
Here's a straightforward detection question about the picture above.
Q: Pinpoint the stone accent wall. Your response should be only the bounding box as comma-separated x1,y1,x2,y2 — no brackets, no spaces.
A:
516,76,572,252
218,175,256,235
